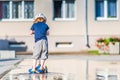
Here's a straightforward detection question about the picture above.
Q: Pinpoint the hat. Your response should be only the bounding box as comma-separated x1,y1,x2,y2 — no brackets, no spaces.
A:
34,13,47,21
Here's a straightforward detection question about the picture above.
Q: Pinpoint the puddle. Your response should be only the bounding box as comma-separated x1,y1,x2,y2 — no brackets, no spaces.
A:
1,72,75,80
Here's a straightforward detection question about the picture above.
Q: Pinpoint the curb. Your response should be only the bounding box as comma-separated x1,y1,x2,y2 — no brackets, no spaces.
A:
0,59,22,79
16,51,90,55
0,66,12,79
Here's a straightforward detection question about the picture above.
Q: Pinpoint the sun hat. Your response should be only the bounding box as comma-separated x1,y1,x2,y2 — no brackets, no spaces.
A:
34,13,47,21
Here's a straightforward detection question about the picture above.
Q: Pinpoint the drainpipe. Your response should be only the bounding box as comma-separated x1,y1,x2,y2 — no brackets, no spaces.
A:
85,0,89,80
84,0,90,48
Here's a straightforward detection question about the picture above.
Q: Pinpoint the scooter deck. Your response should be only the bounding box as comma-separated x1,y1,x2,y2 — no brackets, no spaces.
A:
28,65,48,74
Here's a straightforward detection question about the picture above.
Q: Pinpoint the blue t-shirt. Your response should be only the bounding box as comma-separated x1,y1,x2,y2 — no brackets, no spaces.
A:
30,22,49,42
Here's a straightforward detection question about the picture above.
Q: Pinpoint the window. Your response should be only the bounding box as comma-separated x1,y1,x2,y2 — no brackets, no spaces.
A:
0,1,10,19
24,1,34,19
0,0,34,21
96,69,118,80
12,1,22,19
53,0,76,20
95,0,118,20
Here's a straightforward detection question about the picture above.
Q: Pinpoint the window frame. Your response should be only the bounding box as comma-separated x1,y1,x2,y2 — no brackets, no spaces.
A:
95,0,119,21
53,0,77,21
1,0,34,21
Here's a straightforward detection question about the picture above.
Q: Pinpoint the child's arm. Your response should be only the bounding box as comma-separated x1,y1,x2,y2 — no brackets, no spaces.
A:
46,30,49,35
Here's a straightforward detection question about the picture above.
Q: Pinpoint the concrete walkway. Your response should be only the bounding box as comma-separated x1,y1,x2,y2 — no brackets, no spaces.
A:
1,59,83,80
0,59,21,79
1,55,120,80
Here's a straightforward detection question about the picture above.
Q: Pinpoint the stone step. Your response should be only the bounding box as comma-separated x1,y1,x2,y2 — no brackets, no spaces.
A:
0,50,15,59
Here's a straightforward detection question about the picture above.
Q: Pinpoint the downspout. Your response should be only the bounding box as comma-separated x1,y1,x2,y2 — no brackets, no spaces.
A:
85,1,89,80
84,0,90,48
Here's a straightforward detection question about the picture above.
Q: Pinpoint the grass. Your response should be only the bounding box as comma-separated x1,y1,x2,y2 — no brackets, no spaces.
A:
88,50,110,55
88,50,100,55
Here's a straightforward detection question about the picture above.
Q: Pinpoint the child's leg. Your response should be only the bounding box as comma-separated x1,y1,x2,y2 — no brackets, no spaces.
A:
32,59,37,71
40,40,48,70
40,59,46,70
32,40,42,70
38,59,41,66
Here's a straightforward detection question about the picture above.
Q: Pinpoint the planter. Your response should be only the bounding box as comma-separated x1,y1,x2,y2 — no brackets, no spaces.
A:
96,36,120,55
98,42,120,55
97,43,109,54
109,42,120,55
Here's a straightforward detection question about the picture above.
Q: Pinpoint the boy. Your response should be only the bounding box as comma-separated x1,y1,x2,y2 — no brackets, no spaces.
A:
30,13,49,73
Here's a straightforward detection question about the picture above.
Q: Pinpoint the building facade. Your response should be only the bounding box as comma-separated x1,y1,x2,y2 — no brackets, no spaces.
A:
0,0,119,52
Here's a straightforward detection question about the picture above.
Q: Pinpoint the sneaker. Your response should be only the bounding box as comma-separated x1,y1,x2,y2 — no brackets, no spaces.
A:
29,69,38,74
28,65,41,74
36,65,41,70
31,69,38,74
37,69,44,73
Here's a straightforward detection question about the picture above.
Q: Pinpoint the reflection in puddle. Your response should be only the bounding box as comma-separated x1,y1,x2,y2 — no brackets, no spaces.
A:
2,72,75,80
96,69,118,80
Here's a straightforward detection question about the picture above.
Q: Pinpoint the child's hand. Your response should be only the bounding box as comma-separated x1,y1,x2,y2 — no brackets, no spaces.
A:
30,30,35,35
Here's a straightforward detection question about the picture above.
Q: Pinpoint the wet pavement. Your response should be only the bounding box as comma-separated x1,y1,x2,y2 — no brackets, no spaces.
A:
1,58,78,80
2,72,68,80
1,55,120,80
0,59,21,79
